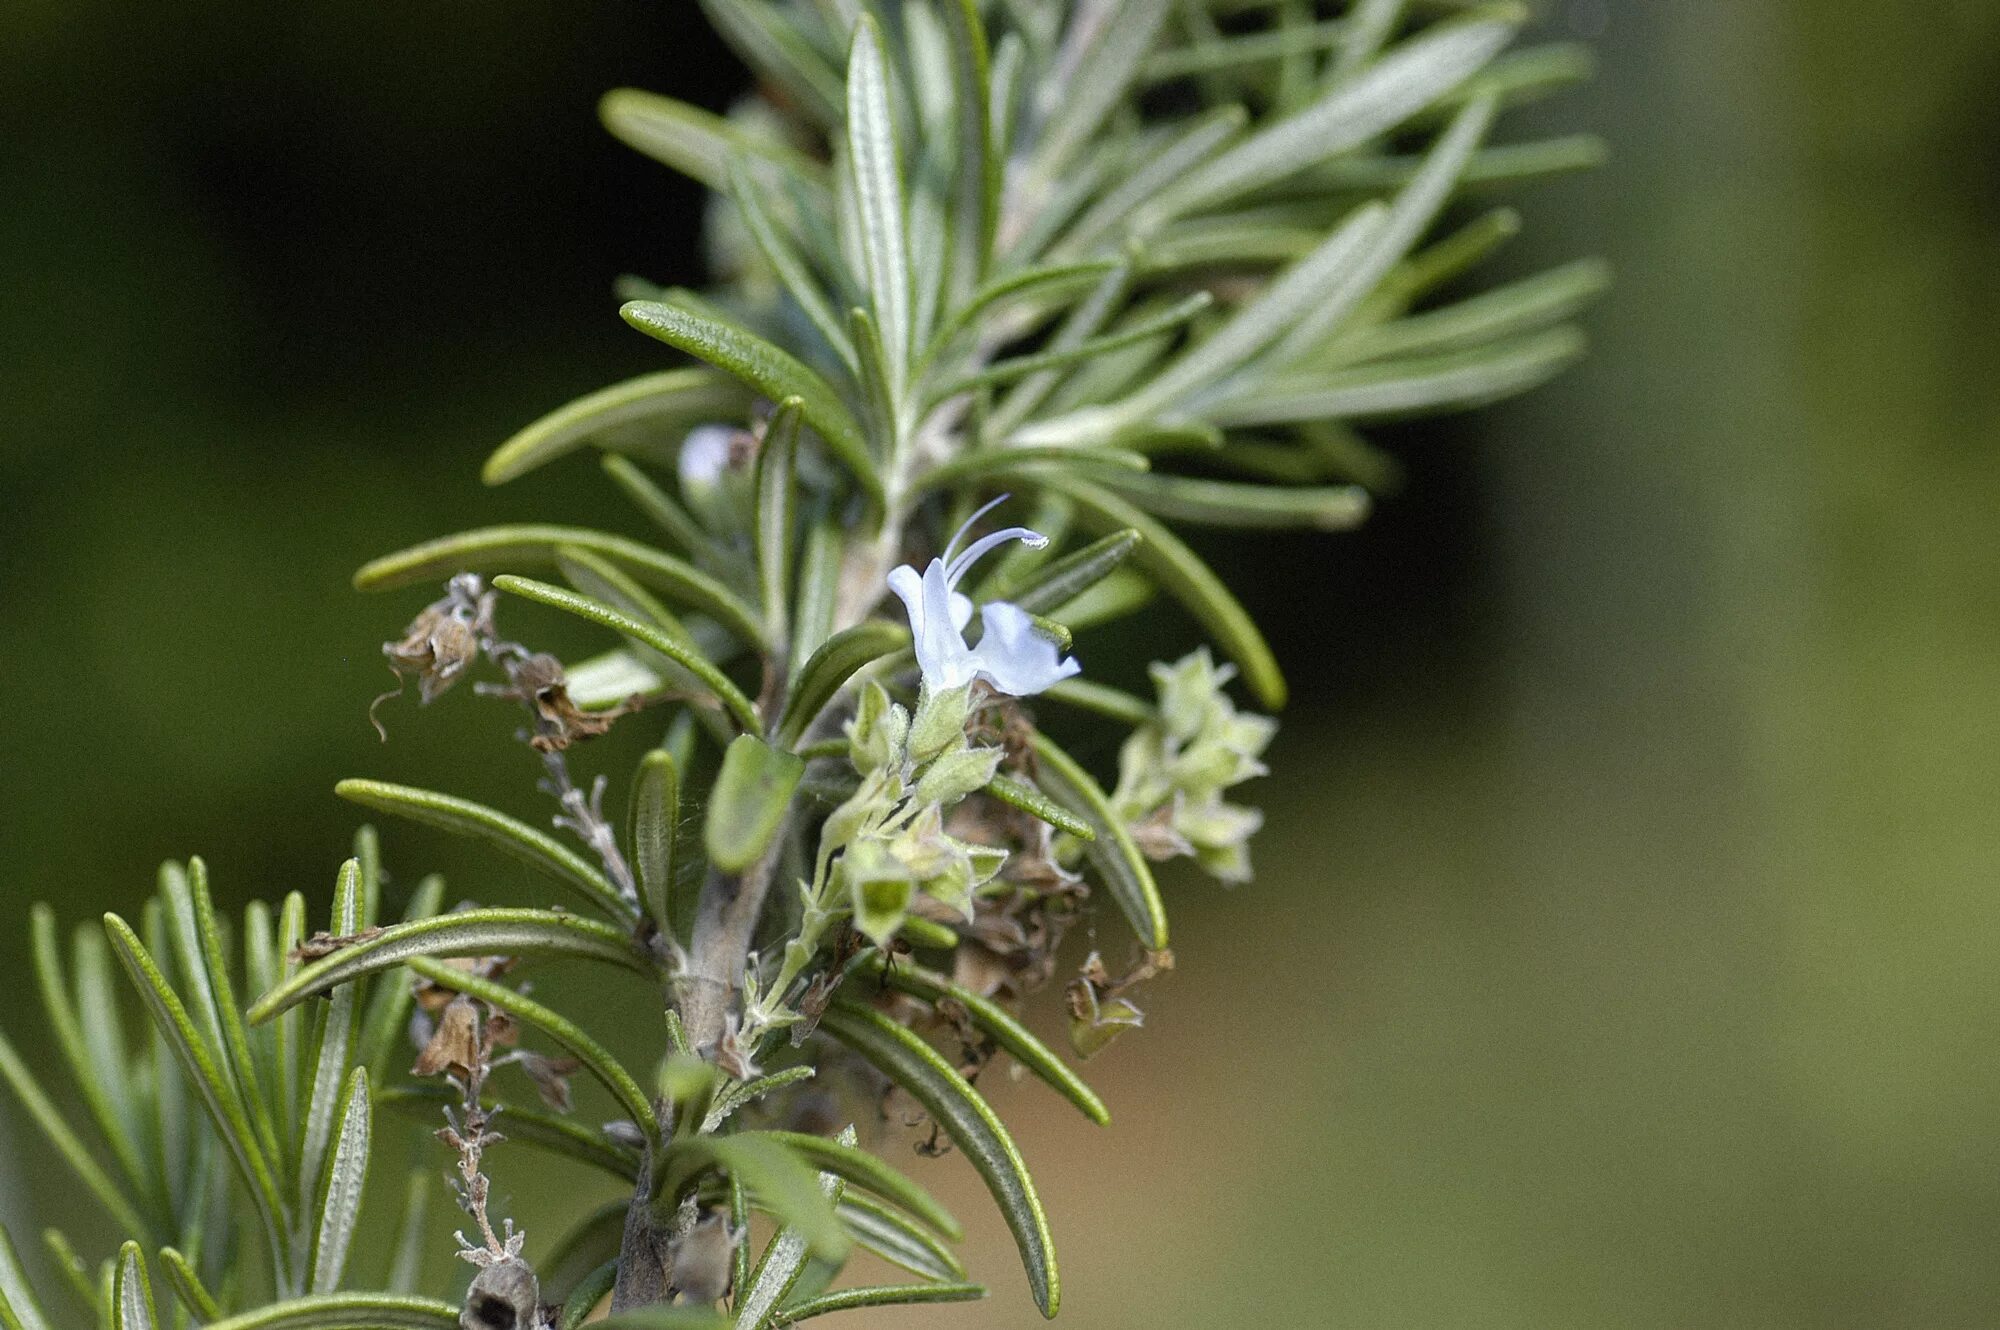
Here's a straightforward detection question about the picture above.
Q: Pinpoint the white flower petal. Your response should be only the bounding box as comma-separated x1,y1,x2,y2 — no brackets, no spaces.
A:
971,601,1080,696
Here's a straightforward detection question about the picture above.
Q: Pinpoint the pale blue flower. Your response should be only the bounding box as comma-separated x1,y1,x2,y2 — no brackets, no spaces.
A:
888,497,1082,697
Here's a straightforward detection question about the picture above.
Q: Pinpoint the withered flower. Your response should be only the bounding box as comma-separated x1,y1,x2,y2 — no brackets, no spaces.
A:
413,994,483,1080
371,574,494,740
485,651,638,752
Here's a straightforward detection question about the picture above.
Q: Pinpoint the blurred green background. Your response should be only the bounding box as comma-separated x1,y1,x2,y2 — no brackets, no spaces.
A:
4,2,1998,1326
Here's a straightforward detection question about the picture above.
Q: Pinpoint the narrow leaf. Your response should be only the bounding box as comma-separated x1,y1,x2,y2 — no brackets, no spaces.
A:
631,749,683,948
1348,257,1611,363
102,916,290,1262
858,956,1110,1125
114,1245,155,1330
1004,528,1142,616
247,909,647,1024
930,292,1212,406
378,1085,637,1182
1113,202,1390,419
298,861,363,1269
657,1135,847,1264
492,575,762,731
558,1261,618,1330
1215,327,1587,424
732,1133,849,1330
845,17,912,392
601,88,829,198
730,164,857,373
0,1225,53,1330
705,735,808,873
837,1194,965,1284
354,524,766,649
1028,0,1173,182
195,1294,458,1329
704,1065,817,1131
483,369,753,485
308,1069,370,1294
775,1283,984,1324
621,301,880,506
335,780,627,921
775,620,910,748
984,774,1093,840
916,445,1147,494
938,0,997,295
1031,732,1170,951
1099,474,1370,530
30,907,149,1204
0,1030,153,1245
819,1002,1059,1317
1142,14,1518,222
696,0,844,128
747,1132,962,1239
1039,477,1285,706
756,399,801,649
157,1248,221,1324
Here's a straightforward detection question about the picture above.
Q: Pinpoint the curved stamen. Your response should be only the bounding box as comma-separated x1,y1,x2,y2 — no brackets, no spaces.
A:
946,527,1048,587
942,493,1013,565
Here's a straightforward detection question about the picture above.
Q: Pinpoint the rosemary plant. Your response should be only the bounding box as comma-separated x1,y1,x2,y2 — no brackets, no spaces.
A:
0,2,1602,1326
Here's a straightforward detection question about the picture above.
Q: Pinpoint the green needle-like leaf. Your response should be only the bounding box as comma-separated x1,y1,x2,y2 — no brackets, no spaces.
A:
357,523,765,650
756,399,801,649
730,1132,850,1330
492,575,763,731
631,749,683,948
558,1262,619,1330
196,1295,459,1329
775,620,910,748
378,1086,639,1182
837,1193,966,1284
114,1245,156,1330
103,915,289,1271
247,909,648,1023
298,861,363,1266
601,87,828,197
746,1132,963,1240
620,301,881,505
29,908,149,1209
845,17,913,395
1347,257,1611,364
1099,474,1371,530
1041,477,1285,706
656,1134,848,1265
1003,528,1143,616
483,368,754,484
820,1001,1060,1318
984,772,1095,840
0,1225,54,1330
335,779,628,921
1217,326,1587,425
1031,732,1170,951
157,1248,221,1324
1141,13,1518,223
1027,0,1174,185
856,956,1111,1125
309,1068,370,1294
705,735,808,873
775,1282,985,1325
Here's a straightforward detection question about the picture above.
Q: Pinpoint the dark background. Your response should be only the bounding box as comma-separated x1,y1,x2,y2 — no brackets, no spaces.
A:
4,2,1999,1325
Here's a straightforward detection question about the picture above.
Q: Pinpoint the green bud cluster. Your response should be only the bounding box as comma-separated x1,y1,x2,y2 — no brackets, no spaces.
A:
826,683,1008,946
1113,649,1278,884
